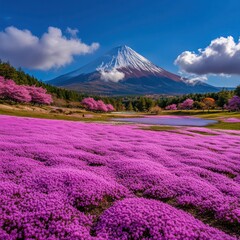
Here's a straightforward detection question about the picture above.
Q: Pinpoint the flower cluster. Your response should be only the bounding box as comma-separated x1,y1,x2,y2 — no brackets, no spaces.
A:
81,97,114,112
178,98,194,110
0,76,52,104
0,115,239,239
219,117,240,123
165,104,177,110
95,198,235,239
226,96,240,111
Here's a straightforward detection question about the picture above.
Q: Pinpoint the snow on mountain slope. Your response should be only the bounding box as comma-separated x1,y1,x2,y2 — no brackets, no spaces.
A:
95,45,163,73
61,46,160,76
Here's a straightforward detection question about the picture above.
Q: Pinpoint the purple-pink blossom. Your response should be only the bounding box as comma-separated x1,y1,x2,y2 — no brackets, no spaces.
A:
165,104,177,110
0,76,52,104
179,98,194,110
0,115,239,239
226,96,240,111
81,97,114,112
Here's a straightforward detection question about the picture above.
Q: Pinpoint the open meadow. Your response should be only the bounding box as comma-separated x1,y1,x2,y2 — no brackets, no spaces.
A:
0,114,239,239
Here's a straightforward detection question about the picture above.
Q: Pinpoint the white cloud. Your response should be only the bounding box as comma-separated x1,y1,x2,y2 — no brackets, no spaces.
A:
183,75,208,85
99,68,125,82
66,27,79,38
175,36,240,75
0,26,99,70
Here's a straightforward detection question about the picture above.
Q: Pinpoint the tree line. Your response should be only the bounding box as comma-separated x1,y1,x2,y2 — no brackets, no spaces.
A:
0,61,239,111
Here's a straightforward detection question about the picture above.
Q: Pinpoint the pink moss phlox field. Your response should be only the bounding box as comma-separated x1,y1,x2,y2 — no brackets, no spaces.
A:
0,115,240,239
220,117,240,123
0,76,52,104
95,198,234,240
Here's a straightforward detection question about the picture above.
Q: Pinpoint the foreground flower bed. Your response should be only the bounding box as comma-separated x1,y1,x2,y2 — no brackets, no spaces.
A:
0,115,239,239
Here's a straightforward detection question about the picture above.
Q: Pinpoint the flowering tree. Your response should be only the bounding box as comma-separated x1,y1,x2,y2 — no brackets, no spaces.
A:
106,104,115,112
226,96,240,111
81,97,114,112
0,76,52,104
179,98,194,110
165,104,177,110
27,86,53,105
11,85,32,103
202,98,215,111
81,98,98,110
1,79,32,103
0,76,5,95
97,100,108,112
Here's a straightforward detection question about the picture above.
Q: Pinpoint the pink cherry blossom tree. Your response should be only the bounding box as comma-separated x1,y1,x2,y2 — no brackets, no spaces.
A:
26,86,53,105
81,97,114,112
165,104,177,110
0,76,6,96
81,97,98,110
179,98,194,110
1,79,32,103
0,76,52,104
106,104,115,112
97,100,108,112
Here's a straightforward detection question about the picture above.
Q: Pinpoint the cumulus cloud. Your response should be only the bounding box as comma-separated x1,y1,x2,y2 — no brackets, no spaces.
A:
99,68,125,82
0,26,99,70
175,36,240,75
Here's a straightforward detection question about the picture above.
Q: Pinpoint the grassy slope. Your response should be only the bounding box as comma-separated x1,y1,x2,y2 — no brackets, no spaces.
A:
0,104,109,122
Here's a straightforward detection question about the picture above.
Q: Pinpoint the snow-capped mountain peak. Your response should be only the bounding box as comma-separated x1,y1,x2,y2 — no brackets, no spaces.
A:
97,45,162,73
64,45,163,79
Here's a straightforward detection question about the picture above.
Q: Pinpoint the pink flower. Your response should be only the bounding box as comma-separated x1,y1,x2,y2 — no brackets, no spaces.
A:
0,76,52,104
165,104,177,110
81,97,114,112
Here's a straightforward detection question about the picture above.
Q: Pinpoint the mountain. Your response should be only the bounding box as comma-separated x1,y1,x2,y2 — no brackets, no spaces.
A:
49,45,219,95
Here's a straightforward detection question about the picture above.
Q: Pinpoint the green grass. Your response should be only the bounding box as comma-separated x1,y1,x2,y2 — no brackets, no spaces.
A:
0,107,110,122
140,125,177,131
207,122,240,131
188,130,218,136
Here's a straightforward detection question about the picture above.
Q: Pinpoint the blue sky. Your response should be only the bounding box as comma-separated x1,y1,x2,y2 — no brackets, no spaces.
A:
0,0,240,87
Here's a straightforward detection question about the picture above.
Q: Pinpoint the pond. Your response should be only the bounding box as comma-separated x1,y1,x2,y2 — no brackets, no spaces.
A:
112,116,218,127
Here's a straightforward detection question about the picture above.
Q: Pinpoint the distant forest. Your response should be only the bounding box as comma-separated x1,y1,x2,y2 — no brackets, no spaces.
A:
0,61,238,111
